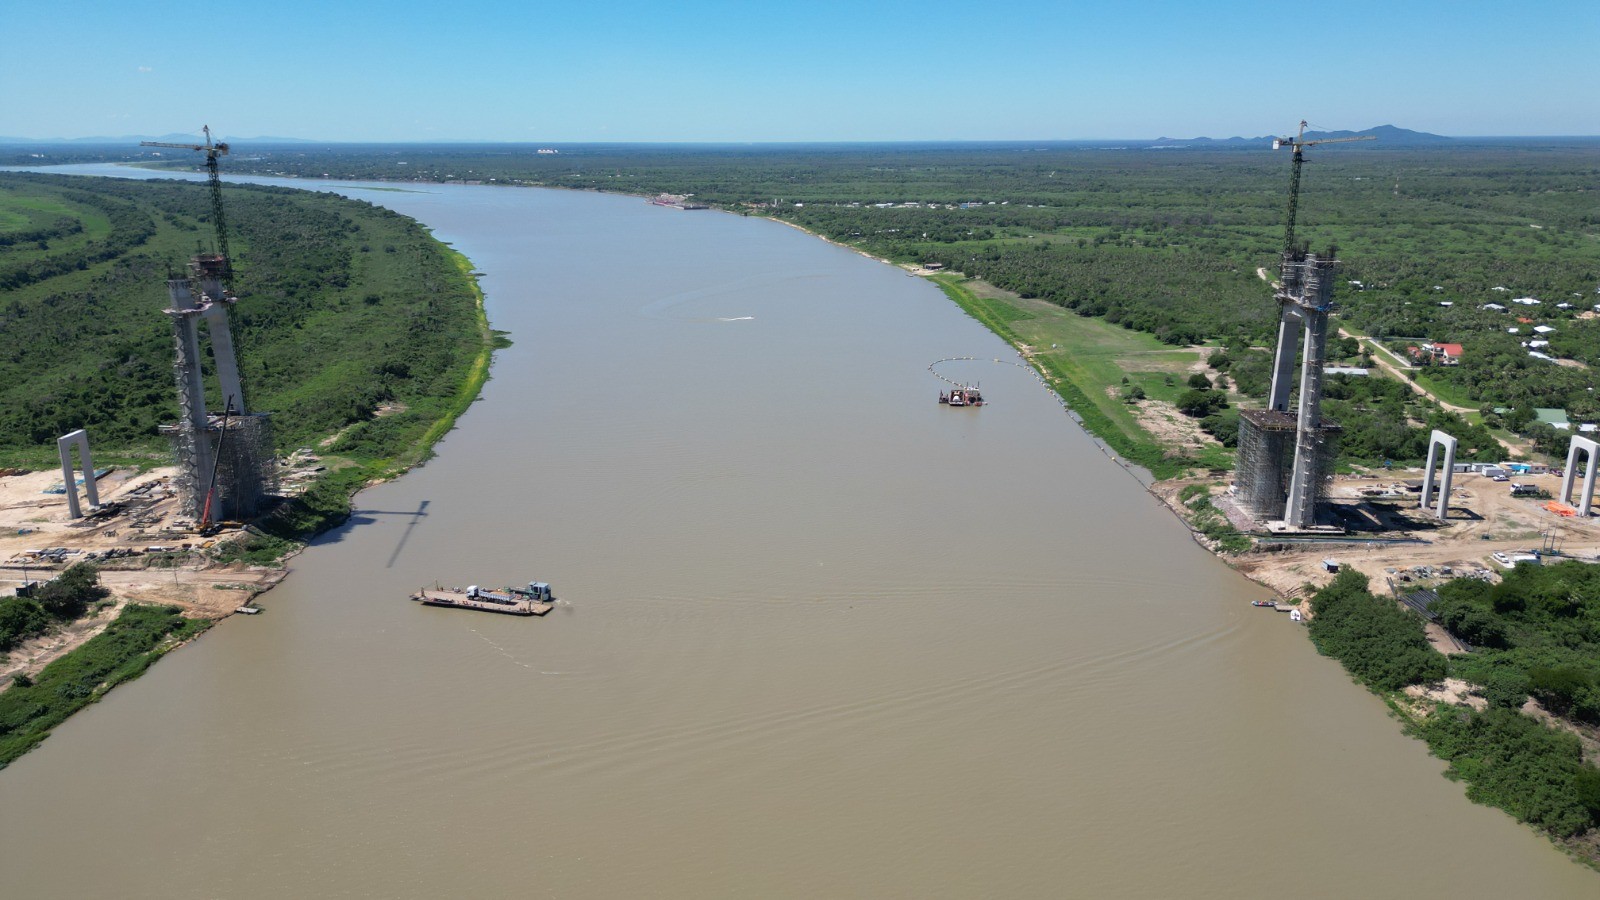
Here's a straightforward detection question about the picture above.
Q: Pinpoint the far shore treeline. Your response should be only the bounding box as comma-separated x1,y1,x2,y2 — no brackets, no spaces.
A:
72,138,1595,468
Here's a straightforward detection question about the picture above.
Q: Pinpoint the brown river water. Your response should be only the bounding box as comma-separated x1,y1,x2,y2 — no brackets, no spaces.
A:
1,170,1595,897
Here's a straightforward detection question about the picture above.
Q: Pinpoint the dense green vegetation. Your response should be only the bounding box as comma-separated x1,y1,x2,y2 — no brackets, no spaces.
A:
92,137,1596,465
1306,565,1600,857
0,172,489,468
0,602,208,769
1436,561,1600,720
0,563,109,652
1318,373,1501,463
0,595,50,654
1308,569,1446,692
29,561,110,619
1418,706,1600,839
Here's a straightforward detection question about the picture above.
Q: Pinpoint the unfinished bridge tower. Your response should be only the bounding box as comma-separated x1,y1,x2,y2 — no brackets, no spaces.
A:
149,128,276,524
1236,122,1369,529
1237,250,1342,527
163,255,277,522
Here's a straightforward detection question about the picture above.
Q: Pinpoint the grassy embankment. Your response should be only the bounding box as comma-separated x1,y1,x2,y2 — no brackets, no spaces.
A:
928,273,1232,480
216,246,500,565
0,176,499,766
0,173,502,561
0,602,208,769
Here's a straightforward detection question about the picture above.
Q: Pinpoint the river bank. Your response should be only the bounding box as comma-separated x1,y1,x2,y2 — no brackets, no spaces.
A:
0,207,499,750
7,171,1598,899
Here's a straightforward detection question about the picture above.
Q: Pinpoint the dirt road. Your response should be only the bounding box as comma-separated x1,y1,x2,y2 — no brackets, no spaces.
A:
1249,265,1515,451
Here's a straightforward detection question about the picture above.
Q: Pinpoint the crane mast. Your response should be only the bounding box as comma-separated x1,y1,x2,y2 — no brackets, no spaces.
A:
1273,121,1375,255
140,125,233,286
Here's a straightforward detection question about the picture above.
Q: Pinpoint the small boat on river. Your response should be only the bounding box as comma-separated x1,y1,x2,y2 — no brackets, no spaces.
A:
410,582,555,616
939,385,984,407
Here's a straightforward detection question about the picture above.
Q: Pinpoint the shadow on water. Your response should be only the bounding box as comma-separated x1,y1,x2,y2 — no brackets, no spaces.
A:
380,499,431,568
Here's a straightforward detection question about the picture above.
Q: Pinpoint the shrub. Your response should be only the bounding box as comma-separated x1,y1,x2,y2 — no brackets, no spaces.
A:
1418,706,1598,837
1308,570,1446,692
0,596,50,652
32,562,109,620
1528,666,1592,717
1481,668,1530,710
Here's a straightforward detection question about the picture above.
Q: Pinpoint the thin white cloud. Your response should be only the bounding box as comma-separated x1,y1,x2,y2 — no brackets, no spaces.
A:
137,66,153,73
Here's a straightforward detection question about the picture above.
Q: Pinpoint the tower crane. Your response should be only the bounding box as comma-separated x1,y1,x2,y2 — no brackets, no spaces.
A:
140,125,234,284
1273,121,1374,256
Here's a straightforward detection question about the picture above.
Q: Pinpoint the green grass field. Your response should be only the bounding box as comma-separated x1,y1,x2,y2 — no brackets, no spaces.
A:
1411,370,1480,409
930,273,1233,477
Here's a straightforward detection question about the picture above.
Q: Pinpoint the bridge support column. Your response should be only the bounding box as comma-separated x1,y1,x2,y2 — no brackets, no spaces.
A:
56,429,98,519
1421,430,1457,519
1562,435,1599,517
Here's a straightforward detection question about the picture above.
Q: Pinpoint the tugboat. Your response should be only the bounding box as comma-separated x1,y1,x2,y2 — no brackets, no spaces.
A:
939,384,984,407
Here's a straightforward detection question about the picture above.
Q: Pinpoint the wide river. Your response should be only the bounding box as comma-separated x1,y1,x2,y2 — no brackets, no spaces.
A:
1,167,1595,897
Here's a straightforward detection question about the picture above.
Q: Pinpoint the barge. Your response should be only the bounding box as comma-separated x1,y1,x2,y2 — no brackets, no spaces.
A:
410,582,555,616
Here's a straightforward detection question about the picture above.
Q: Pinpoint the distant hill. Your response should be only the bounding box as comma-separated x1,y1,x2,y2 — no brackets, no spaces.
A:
1150,125,1451,148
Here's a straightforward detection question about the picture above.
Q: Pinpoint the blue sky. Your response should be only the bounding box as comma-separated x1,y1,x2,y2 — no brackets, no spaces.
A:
2,0,1595,141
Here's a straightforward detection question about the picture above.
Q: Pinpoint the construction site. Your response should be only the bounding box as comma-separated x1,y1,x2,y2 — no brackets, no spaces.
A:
1160,122,1600,631
0,130,324,681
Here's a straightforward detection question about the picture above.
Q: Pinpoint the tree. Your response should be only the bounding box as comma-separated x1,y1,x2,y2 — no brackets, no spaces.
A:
1482,668,1530,709
33,562,109,620
1187,373,1212,390
0,596,50,651
1575,767,1600,824
1176,389,1226,418
1529,666,1592,717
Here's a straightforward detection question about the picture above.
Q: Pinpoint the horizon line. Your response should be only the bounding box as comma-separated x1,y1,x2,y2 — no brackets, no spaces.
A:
7,134,1600,147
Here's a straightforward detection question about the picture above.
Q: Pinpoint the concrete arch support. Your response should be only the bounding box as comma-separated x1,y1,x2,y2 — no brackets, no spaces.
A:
56,429,98,519
1562,435,1599,517
1421,429,1457,519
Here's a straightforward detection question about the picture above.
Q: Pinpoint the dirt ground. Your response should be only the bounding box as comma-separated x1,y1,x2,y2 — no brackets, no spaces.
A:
1402,677,1488,712
1157,469,1600,614
1,465,288,683
1126,395,1221,456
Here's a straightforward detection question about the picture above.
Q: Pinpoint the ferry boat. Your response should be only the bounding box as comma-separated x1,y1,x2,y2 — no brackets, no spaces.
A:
410,582,555,616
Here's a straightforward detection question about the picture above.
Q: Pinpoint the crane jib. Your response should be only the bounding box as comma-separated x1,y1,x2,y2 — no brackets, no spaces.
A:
1275,126,1376,257
138,133,234,287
